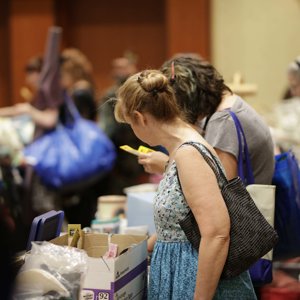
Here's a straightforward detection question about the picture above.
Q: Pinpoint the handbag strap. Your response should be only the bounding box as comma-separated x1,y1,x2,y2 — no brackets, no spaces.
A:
228,110,255,185
63,91,81,122
181,142,229,187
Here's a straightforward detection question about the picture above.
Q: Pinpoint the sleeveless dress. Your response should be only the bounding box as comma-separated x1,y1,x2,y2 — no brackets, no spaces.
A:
148,143,257,300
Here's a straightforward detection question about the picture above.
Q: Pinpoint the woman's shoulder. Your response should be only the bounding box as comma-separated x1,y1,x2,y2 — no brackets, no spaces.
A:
210,95,244,118
209,95,265,129
176,141,217,165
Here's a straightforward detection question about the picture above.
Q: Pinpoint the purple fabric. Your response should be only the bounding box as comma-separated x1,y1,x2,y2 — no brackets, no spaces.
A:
228,110,255,185
248,258,273,285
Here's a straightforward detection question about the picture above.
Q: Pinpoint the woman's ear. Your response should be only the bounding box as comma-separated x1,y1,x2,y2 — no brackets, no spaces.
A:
133,110,147,126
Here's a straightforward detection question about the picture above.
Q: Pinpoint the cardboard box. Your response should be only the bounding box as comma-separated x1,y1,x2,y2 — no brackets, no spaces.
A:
51,233,148,300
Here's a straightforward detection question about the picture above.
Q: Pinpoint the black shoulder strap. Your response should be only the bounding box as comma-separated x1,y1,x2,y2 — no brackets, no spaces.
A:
180,141,228,186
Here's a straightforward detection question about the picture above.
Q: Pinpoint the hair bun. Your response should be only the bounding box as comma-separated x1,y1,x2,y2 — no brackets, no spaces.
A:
137,70,169,94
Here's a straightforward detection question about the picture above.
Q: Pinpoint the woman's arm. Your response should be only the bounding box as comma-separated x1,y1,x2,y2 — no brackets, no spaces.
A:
147,233,157,253
138,151,169,174
176,145,230,300
0,106,21,117
214,148,238,180
0,103,59,129
27,105,59,129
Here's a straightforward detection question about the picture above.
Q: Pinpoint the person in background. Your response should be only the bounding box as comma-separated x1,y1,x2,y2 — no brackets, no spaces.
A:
280,56,300,100
0,75,61,139
98,52,150,194
0,27,64,225
59,48,114,227
270,56,300,159
0,51,58,251
60,48,97,121
287,56,300,98
114,69,257,299
20,56,43,103
99,51,138,136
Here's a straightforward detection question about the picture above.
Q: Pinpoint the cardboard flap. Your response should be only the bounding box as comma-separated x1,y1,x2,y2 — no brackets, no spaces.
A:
83,233,109,257
50,234,68,246
85,246,108,258
50,233,147,258
111,234,147,255
84,233,109,248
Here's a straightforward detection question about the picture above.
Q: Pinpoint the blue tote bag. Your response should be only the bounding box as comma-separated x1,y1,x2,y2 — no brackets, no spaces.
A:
272,150,300,260
24,94,116,190
229,110,276,286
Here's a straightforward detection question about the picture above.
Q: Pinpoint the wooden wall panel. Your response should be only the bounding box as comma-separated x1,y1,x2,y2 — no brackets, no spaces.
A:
165,0,210,60
0,1,10,106
8,0,55,104
1,0,210,106
56,0,166,95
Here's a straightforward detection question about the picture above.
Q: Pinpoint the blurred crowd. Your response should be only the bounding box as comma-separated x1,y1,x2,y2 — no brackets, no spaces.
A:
0,40,148,253
0,25,300,300
1,35,299,251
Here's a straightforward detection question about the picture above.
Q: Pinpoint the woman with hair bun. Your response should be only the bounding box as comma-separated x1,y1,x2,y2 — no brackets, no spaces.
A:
114,70,256,299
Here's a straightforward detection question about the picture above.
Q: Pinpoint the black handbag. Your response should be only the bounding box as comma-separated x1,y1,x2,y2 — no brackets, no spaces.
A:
178,142,279,279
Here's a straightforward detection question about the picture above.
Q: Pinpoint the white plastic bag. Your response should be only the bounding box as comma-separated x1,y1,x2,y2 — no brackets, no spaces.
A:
14,241,88,300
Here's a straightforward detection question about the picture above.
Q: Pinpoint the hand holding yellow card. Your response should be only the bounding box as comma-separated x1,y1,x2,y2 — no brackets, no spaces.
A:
120,145,154,156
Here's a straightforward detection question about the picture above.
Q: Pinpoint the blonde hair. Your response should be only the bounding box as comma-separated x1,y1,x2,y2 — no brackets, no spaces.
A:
114,70,182,123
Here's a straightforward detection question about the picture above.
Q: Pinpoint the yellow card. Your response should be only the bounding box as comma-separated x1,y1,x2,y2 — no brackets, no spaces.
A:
137,146,155,153
120,145,140,156
120,145,154,156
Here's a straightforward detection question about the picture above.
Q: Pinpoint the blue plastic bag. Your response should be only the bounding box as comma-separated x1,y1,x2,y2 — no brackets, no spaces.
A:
24,96,116,190
272,150,300,260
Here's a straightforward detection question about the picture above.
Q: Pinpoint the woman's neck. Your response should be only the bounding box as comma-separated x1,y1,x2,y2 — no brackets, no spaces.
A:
216,92,237,112
158,119,204,157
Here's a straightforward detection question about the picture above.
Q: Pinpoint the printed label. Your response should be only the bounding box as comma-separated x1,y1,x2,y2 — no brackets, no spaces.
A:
97,292,110,300
81,290,95,300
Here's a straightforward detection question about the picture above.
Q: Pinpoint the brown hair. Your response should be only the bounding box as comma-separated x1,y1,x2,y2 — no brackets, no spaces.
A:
161,56,231,124
114,70,182,123
25,56,43,73
60,48,93,84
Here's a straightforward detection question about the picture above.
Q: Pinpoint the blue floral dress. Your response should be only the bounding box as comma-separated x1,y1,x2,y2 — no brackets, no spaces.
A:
148,143,257,300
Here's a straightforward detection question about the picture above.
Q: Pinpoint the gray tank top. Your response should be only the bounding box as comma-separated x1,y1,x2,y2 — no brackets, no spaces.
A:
204,96,274,184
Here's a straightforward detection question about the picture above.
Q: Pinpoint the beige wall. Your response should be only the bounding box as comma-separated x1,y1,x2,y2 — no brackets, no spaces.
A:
211,0,300,114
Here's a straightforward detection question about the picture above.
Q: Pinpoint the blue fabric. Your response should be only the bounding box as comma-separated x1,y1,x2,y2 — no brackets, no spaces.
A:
24,95,116,189
272,150,300,259
149,242,257,300
149,241,198,300
148,143,257,299
248,258,273,286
